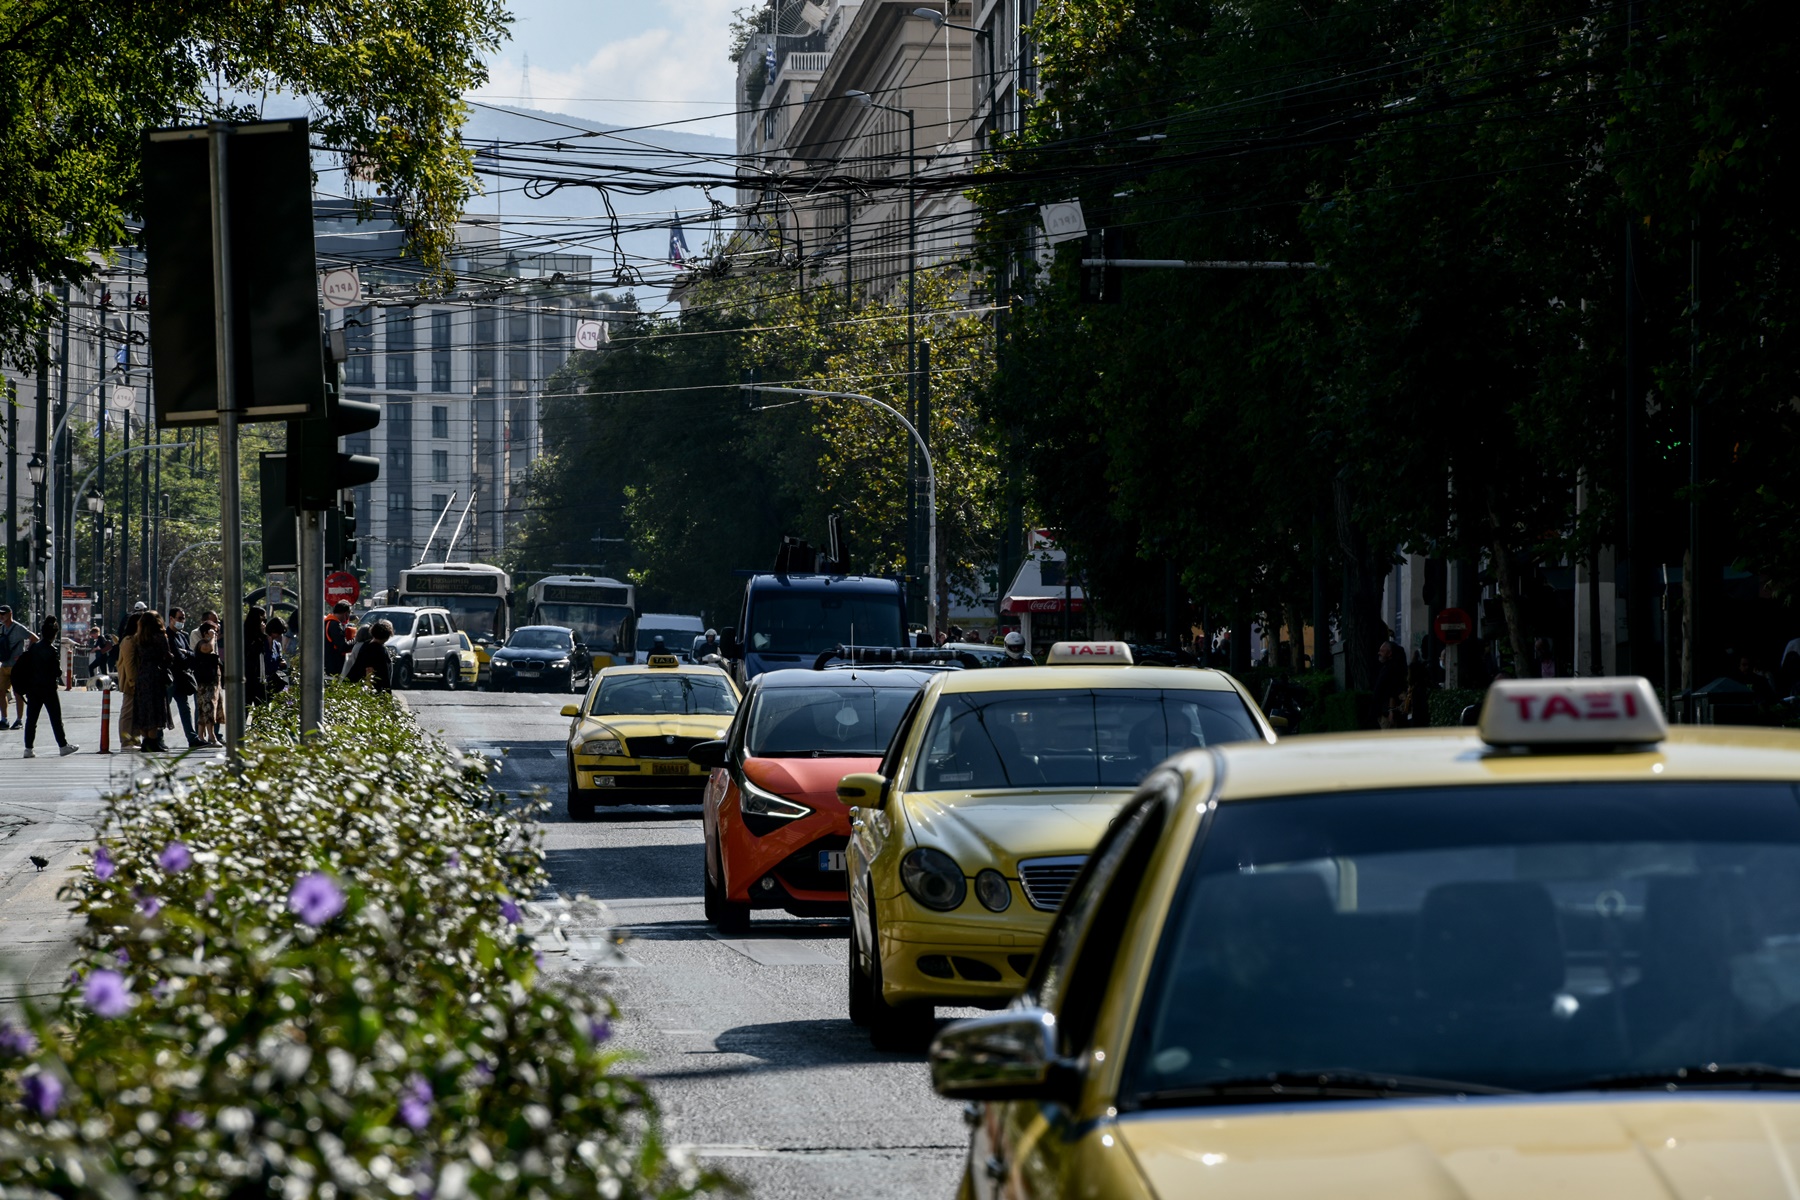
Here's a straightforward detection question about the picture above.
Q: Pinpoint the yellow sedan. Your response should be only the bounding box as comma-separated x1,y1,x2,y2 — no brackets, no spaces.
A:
838,642,1275,1049
562,655,739,820
931,677,1800,1199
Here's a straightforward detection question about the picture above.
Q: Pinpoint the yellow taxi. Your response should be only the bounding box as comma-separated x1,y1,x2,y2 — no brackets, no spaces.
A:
561,654,740,820
930,676,1800,1199
838,642,1275,1049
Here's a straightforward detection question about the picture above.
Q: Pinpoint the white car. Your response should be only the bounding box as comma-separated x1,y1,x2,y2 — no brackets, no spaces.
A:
358,606,460,690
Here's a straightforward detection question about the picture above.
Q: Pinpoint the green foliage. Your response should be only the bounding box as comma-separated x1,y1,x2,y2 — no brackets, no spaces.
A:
0,0,512,365
1429,688,1486,728
511,269,1000,622
0,682,718,1199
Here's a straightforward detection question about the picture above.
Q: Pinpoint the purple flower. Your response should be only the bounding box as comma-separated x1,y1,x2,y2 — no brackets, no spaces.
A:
138,893,162,918
157,842,192,873
0,1021,38,1057
83,969,133,1018
175,1110,204,1130
21,1072,62,1118
587,1016,612,1045
500,898,521,926
289,873,345,926
447,851,461,869
115,948,130,966
93,846,114,881
397,1074,434,1131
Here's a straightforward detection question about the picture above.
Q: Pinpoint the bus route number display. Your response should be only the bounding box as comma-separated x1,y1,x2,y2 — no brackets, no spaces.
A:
408,573,501,595
544,584,630,605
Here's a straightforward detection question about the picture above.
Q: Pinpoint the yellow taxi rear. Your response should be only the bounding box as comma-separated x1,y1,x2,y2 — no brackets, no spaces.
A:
931,678,1800,1199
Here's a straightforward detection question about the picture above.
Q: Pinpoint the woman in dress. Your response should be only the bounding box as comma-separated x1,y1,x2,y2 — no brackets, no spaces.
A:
115,612,141,749
134,610,175,752
193,622,223,745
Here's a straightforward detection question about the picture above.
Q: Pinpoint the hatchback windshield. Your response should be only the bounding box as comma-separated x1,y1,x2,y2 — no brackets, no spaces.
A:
912,688,1261,791
747,683,919,757
747,591,903,656
591,673,737,717
365,610,415,636
508,629,572,651
1122,782,1800,1103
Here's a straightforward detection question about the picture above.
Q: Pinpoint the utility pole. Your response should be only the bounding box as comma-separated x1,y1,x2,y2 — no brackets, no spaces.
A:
917,338,932,629
4,378,16,612
34,305,50,618
208,122,248,754
54,282,70,613
97,292,107,616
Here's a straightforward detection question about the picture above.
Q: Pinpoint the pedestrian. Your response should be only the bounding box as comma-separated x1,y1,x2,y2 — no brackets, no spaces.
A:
87,622,109,682
0,604,38,730
324,600,354,675
264,615,290,695
134,610,175,752
243,607,270,705
192,623,223,746
166,606,202,748
1532,637,1558,679
347,619,394,692
16,616,78,757
996,629,1035,667
116,611,141,749
1373,637,1409,729
341,622,372,679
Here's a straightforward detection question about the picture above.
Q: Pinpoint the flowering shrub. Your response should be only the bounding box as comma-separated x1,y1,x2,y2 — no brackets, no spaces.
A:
0,681,718,1198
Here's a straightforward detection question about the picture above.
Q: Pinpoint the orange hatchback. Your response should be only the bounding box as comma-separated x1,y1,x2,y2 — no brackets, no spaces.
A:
691,667,937,932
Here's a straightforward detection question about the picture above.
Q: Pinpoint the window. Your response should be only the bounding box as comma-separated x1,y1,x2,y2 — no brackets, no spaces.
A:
540,308,564,378
508,309,529,343
474,308,495,381
343,306,374,385
388,490,408,512
432,450,449,482
387,354,416,390
431,493,448,515
431,355,452,393
386,400,412,476
386,309,415,389
431,311,452,350
431,406,449,438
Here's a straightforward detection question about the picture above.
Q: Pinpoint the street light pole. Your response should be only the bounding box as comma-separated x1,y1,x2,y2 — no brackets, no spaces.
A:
743,384,937,636
27,452,47,619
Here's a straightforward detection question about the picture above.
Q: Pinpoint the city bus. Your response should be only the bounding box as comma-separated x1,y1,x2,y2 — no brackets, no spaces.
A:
522,574,638,672
396,562,513,682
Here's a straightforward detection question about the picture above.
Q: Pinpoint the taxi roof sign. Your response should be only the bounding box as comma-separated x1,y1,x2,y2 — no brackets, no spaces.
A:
1045,641,1135,666
646,654,682,669
1479,676,1666,748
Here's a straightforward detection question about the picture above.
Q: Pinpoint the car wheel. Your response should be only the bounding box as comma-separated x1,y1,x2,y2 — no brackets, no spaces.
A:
567,760,594,821
704,840,750,933
865,900,935,1052
443,656,461,690
393,658,414,690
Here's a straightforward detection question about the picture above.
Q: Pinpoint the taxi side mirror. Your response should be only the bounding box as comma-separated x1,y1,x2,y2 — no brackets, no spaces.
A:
930,1009,1081,1104
1269,714,1291,733
560,704,580,718
838,772,887,806
688,739,729,770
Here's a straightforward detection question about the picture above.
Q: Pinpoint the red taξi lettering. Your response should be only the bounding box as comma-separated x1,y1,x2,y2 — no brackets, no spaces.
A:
1541,695,1580,720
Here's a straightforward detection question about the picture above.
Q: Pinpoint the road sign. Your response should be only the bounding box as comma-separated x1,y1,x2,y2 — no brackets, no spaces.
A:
325,570,361,607
1040,200,1087,245
575,319,604,351
1433,607,1475,646
320,267,361,309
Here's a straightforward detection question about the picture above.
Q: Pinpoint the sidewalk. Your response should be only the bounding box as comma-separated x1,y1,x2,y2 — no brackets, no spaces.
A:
0,688,224,1009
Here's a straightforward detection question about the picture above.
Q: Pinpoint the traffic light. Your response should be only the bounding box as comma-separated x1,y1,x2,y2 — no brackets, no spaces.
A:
336,499,358,569
288,382,379,511
1079,228,1123,304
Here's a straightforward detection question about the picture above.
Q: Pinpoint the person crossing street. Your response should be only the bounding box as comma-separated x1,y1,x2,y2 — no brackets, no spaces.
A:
15,616,78,757
0,604,37,729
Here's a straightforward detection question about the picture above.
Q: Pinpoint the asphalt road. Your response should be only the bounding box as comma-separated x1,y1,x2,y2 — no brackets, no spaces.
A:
406,687,970,1200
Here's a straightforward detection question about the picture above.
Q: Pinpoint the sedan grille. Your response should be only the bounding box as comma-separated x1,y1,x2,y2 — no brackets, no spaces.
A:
625,735,708,760
1017,856,1088,912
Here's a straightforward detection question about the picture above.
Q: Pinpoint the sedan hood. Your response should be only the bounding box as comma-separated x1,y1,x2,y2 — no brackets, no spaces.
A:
1116,1097,1800,1199
494,647,571,664
899,790,1130,868
744,756,880,810
581,715,732,742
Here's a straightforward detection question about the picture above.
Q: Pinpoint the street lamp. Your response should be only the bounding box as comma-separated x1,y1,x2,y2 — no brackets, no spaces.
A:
26,452,46,618
743,384,938,636
27,451,45,487
909,7,995,143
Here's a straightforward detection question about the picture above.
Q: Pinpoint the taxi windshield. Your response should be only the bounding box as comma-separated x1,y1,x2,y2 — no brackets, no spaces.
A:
912,688,1261,791
1122,782,1800,1103
746,683,918,758
590,673,737,717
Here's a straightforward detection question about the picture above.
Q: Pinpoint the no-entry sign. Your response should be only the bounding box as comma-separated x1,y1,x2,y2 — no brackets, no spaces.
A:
1433,607,1475,646
325,570,361,608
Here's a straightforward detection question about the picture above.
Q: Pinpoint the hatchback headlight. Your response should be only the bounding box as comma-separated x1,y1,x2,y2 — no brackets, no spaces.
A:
740,778,813,821
580,732,623,756
901,848,967,911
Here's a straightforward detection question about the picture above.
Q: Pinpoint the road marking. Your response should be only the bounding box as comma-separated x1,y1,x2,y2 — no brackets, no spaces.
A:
708,936,840,966
682,1143,963,1161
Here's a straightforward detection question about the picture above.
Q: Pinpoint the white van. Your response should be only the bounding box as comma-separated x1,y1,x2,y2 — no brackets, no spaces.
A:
634,612,706,662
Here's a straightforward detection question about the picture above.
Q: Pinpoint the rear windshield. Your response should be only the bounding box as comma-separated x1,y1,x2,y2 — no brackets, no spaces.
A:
365,611,415,636
912,687,1261,791
509,629,572,651
746,589,903,656
590,673,738,717
1121,782,1800,1103
747,683,920,757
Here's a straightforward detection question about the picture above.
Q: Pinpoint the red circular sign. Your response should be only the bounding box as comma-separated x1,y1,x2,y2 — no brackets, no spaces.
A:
1432,607,1474,646
325,571,361,607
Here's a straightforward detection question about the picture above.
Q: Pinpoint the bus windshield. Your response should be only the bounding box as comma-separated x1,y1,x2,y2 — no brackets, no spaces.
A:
537,603,631,652
747,590,903,656
400,594,506,642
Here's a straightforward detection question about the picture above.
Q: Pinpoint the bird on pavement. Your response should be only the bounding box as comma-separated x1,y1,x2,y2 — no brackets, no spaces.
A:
29,855,49,872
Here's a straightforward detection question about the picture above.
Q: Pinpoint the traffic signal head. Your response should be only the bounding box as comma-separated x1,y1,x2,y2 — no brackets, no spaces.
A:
288,383,380,511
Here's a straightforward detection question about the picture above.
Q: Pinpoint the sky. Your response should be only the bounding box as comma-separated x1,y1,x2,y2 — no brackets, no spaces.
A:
466,0,743,140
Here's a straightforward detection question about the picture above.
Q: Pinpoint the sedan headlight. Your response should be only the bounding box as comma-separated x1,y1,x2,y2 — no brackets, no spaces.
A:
740,778,813,821
901,847,967,911
579,731,623,756
974,868,1011,912
550,658,570,668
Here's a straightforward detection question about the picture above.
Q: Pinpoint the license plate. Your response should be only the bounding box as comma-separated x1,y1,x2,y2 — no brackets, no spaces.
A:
818,850,846,872
518,665,541,673
651,761,688,775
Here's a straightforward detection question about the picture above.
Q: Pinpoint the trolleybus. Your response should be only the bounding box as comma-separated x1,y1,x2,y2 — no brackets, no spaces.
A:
396,562,513,682
522,574,638,672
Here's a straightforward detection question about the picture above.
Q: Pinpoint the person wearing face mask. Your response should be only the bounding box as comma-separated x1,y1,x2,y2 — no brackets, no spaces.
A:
166,606,201,748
